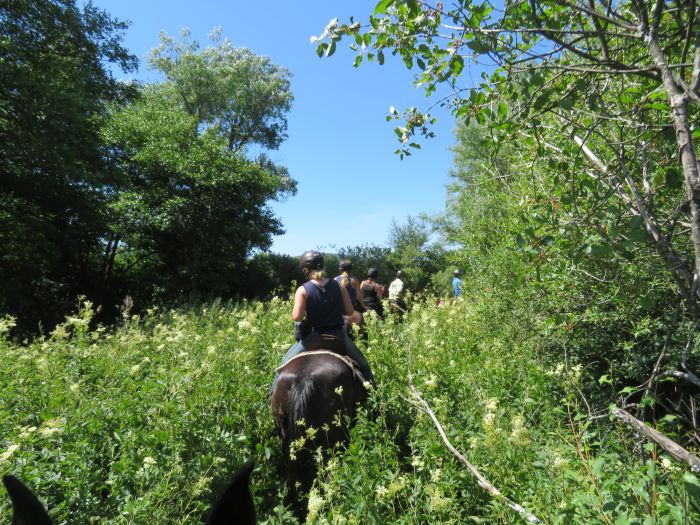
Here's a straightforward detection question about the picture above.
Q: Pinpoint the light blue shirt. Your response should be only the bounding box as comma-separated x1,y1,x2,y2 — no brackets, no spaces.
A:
452,277,463,297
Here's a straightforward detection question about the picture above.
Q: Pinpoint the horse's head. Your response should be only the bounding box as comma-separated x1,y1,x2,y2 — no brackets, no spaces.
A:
2,460,257,525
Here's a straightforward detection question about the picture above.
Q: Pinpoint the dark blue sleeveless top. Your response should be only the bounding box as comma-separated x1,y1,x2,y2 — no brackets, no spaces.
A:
303,279,344,330
335,274,357,305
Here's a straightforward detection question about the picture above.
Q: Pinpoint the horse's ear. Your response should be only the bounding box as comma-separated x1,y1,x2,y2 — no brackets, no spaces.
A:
2,475,55,525
206,459,256,525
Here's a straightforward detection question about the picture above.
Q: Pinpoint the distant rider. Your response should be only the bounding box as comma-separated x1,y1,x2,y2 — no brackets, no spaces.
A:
452,269,463,298
271,251,374,394
335,259,364,328
361,268,385,319
388,270,407,316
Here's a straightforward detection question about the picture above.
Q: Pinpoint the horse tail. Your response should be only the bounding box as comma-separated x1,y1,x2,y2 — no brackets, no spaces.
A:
283,375,319,520
287,375,316,440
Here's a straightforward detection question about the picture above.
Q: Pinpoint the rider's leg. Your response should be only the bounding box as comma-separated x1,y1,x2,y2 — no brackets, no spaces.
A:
326,328,374,383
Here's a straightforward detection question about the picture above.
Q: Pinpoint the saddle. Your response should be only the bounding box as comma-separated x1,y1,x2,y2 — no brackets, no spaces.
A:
302,332,347,355
276,334,366,383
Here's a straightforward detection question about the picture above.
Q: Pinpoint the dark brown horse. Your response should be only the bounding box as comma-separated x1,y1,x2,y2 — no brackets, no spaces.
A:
270,335,368,521
3,459,256,525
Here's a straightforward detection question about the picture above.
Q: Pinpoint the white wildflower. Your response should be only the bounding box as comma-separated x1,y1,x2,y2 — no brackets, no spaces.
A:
19,426,37,439
552,456,568,471
482,411,496,431
39,427,62,438
411,456,424,470
306,489,325,522
0,444,20,462
509,414,531,447
485,397,499,412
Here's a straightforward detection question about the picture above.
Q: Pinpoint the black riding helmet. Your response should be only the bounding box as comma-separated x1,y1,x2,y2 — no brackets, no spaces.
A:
367,267,378,279
396,270,404,278
339,259,353,272
454,269,461,277
300,250,324,271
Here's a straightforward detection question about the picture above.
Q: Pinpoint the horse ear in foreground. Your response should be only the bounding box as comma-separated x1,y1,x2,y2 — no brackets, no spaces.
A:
2,459,257,525
271,337,368,522
206,458,256,525
2,474,54,525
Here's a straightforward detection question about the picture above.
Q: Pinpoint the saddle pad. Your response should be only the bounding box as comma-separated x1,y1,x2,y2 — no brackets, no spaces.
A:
303,333,347,354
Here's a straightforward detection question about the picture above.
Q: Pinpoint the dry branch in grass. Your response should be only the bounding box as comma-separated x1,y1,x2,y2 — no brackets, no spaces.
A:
407,382,541,524
613,407,700,473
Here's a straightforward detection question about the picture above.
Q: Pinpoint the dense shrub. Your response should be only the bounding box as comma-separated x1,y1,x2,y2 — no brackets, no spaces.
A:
1,296,698,523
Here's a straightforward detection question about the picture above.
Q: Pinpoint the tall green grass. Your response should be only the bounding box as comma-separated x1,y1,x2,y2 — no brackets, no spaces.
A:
0,296,697,523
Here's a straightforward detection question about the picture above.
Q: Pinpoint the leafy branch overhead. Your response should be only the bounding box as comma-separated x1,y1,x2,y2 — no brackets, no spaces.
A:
315,0,700,301
315,0,700,416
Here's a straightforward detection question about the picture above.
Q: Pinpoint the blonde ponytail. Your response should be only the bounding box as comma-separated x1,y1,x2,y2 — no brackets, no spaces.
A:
308,269,326,280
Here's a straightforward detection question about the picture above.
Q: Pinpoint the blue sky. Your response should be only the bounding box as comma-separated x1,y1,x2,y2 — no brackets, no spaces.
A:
90,1,466,256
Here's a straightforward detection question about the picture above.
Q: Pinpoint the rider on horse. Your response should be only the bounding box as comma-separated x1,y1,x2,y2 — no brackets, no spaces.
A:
335,259,365,329
388,269,408,315
361,267,385,319
271,250,375,395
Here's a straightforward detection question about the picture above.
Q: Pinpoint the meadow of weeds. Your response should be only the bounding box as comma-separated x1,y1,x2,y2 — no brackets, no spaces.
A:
1,296,699,523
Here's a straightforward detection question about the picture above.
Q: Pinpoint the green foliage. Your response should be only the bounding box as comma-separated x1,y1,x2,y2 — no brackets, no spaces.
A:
0,298,292,523
1,10,297,331
440,119,686,397
148,28,294,153
321,0,700,428
102,84,294,302
316,0,700,345
1,297,696,523
388,217,446,293
239,253,303,300
0,0,136,332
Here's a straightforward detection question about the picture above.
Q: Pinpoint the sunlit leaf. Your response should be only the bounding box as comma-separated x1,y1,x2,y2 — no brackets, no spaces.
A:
374,0,395,15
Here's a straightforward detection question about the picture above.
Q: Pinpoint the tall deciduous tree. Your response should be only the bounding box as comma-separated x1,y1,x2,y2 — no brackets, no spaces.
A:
103,30,296,302
148,28,293,152
0,0,136,330
388,216,446,292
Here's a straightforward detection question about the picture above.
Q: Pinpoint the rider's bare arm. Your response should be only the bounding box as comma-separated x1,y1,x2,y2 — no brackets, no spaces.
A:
292,286,307,322
353,277,363,303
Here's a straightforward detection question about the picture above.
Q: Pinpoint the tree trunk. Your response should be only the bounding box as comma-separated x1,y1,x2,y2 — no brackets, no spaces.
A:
644,25,700,313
